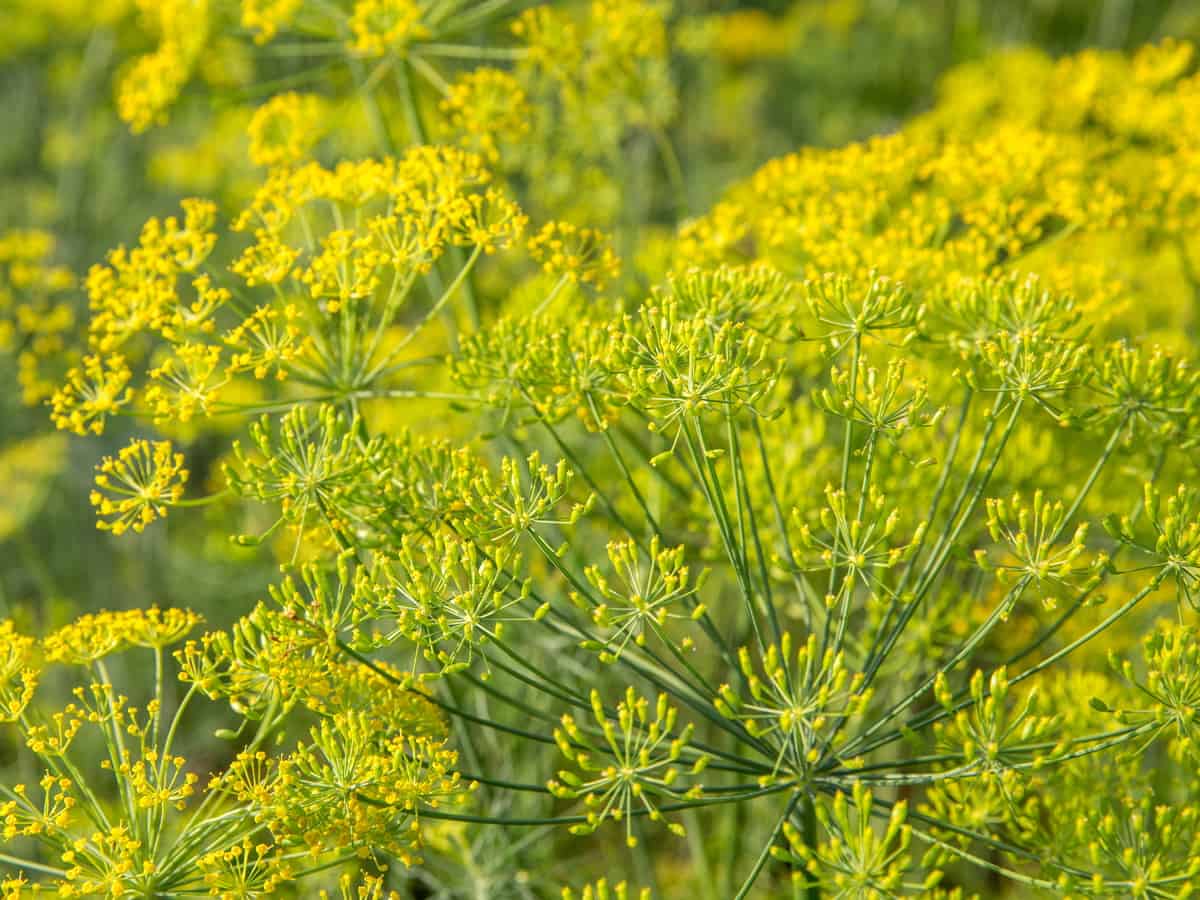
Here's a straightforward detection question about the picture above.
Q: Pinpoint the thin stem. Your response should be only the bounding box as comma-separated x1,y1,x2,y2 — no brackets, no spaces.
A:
0,853,68,878
733,792,801,900
418,43,530,60
862,396,1022,691
590,396,665,539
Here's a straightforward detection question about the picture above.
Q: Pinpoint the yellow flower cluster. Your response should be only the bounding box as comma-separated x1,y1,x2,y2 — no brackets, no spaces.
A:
268,714,468,863
84,197,219,353
43,606,201,663
43,144,538,452
0,614,306,898
528,220,621,289
49,353,134,435
1,606,462,895
17,12,1200,897
674,39,1200,355
116,0,210,132
917,39,1197,145
0,621,38,722
247,91,329,168
440,67,532,163
347,0,429,58
223,304,304,380
90,439,189,535
34,164,377,437
0,229,75,405
300,658,445,739
196,838,293,896
1,774,75,844
910,39,1200,314
549,688,705,847
681,126,1121,289
144,340,228,422
189,597,466,864
240,0,301,44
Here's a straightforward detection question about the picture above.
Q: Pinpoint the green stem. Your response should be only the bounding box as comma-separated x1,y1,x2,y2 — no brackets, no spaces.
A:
862,396,1023,690
0,853,68,878
733,792,801,900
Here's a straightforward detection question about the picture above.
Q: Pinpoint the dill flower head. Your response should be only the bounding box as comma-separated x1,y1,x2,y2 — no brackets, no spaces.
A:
49,353,133,435
122,605,203,649
548,687,707,847
223,303,305,380
90,439,189,535
0,621,38,722
440,68,532,164
347,0,429,57
1106,483,1200,609
143,341,228,423
528,220,621,289
197,838,293,896
84,198,219,352
43,607,200,664
362,532,535,674
229,228,301,287
717,634,870,777
451,188,528,253
115,0,210,132
268,712,469,863
225,404,383,551
582,536,707,661
42,612,125,665
116,43,192,134
0,228,76,405
775,783,928,898
248,91,328,168
1108,622,1200,761
241,0,301,44
977,490,1099,608
3,618,313,897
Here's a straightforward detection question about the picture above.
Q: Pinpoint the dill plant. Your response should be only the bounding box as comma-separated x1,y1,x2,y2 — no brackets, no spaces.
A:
2,3,1200,898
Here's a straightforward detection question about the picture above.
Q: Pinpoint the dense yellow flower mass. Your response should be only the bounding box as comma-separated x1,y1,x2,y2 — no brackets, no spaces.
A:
440,67,532,163
0,603,463,896
116,0,210,133
5,2,1200,897
0,231,75,396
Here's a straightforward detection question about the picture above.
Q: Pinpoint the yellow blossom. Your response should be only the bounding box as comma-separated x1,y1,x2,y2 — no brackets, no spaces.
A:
90,439,189,535
248,91,328,168
49,353,134,435
347,0,429,57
